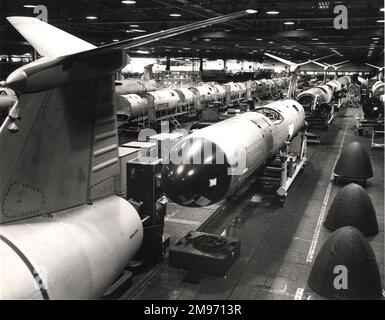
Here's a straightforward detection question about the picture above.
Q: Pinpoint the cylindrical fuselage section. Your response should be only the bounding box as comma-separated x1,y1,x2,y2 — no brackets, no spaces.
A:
116,94,148,119
115,79,147,95
326,80,342,93
212,84,227,101
174,88,195,105
189,85,215,105
337,76,351,87
0,196,143,299
224,82,241,99
236,82,247,97
297,85,333,109
161,99,305,207
146,89,180,111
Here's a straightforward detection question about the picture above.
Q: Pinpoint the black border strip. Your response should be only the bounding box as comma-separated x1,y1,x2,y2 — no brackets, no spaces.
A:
0,234,50,300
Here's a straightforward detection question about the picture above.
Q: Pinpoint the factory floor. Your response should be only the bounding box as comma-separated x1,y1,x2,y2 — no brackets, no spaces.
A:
122,105,384,300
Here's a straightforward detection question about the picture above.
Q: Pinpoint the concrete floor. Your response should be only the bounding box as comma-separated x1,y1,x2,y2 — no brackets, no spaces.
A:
122,105,384,300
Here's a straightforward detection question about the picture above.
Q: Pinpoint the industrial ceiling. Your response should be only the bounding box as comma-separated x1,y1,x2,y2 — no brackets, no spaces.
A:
0,0,384,64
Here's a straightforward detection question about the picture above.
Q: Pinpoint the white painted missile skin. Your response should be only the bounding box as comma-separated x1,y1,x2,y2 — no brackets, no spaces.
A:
145,89,181,112
0,196,143,300
326,80,342,92
297,84,334,105
183,99,305,197
212,84,227,100
174,87,196,105
189,84,218,104
116,93,148,119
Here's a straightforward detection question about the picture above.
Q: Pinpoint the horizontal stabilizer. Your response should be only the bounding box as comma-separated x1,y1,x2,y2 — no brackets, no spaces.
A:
7,17,96,58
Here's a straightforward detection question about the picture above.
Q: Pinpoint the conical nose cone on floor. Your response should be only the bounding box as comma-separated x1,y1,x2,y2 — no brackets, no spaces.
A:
334,142,373,179
324,183,378,236
308,226,383,300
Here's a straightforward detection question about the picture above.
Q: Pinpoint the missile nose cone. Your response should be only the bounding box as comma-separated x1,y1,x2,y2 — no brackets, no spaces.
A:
6,70,27,93
161,137,231,207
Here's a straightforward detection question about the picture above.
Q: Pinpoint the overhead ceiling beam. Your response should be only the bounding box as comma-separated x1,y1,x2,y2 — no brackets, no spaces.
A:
151,0,249,29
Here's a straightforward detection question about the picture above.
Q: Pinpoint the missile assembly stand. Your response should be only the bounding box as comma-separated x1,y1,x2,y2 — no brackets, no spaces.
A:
305,96,331,131
355,114,384,138
258,129,308,206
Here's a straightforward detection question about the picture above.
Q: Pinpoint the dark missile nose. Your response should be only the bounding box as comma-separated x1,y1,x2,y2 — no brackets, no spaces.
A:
161,137,231,207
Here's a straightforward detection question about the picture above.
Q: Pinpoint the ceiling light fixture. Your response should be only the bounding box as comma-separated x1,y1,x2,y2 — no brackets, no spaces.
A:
317,1,330,10
377,20,385,23
284,21,295,25
86,16,98,20
23,4,37,8
256,38,263,41
112,39,119,42
246,9,258,14
266,10,279,15
121,1,136,4
380,8,384,12
170,13,182,17
129,24,139,27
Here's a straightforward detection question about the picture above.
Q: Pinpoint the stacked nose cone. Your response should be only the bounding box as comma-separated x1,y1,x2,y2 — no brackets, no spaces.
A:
324,183,378,236
334,142,373,181
310,144,382,299
308,226,383,300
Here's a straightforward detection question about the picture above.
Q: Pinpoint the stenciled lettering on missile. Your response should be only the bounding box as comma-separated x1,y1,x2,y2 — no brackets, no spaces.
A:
333,265,348,290
334,5,348,30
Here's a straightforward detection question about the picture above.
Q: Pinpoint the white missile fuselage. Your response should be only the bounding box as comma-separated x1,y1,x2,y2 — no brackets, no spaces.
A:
161,99,305,207
190,99,304,196
115,77,290,122
296,76,350,113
